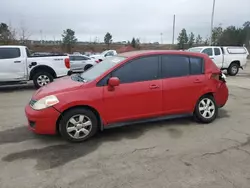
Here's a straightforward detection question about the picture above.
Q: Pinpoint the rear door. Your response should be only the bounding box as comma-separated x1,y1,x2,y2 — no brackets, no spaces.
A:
70,56,87,71
161,55,206,114
0,47,26,81
102,55,163,123
212,47,223,68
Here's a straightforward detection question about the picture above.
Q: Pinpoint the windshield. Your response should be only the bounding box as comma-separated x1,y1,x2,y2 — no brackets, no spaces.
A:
78,56,126,82
101,50,109,55
188,47,202,53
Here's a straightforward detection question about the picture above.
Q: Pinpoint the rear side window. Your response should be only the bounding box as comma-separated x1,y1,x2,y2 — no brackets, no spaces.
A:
201,48,213,56
161,55,204,78
0,48,21,59
69,56,75,61
161,55,189,78
190,57,204,75
214,48,221,56
112,56,159,84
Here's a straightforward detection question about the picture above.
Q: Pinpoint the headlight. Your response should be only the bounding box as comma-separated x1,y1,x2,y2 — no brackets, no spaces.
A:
32,95,59,110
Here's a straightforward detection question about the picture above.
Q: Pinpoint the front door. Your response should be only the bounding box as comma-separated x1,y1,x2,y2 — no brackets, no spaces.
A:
0,47,26,82
161,55,206,114
102,55,162,124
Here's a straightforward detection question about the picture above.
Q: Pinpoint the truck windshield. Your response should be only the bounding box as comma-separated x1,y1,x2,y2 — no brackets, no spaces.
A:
78,56,126,82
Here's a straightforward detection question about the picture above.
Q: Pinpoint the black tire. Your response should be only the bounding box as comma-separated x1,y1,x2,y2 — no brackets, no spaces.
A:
33,72,54,89
193,95,218,124
84,64,93,71
227,62,239,76
59,108,98,142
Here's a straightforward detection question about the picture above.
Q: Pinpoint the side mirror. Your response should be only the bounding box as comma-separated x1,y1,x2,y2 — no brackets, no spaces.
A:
108,77,120,87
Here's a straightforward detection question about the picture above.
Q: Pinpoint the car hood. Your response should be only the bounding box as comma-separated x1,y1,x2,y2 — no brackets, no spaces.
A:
32,76,83,100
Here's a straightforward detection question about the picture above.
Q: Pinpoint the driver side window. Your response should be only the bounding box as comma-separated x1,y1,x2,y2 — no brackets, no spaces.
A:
201,48,213,56
112,56,159,84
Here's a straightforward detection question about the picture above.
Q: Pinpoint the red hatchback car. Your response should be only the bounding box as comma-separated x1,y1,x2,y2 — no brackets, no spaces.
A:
25,50,229,142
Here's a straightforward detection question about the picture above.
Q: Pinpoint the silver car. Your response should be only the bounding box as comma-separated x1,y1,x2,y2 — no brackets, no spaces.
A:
69,54,97,73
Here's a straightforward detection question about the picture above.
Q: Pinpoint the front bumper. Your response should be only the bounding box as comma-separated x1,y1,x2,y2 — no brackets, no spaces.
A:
25,104,61,135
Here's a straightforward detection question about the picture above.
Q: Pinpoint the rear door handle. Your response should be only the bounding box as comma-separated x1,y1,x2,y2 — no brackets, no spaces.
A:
14,61,21,63
149,84,160,89
194,79,202,83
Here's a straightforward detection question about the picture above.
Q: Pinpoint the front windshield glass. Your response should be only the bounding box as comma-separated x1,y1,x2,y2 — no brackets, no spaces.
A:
101,50,109,55
79,56,126,82
188,47,202,53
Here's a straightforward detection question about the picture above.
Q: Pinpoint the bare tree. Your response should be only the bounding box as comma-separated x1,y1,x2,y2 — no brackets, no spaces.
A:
19,21,31,45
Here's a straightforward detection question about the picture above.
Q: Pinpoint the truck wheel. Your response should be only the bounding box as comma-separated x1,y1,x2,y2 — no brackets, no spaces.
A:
227,63,239,76
84,64,93,71
33,72,54,89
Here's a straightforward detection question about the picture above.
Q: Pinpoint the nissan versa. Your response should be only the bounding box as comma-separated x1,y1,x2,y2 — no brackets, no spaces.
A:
25,50,229,142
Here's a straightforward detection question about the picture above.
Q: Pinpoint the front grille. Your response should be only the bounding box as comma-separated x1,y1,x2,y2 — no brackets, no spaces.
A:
29,99,37,107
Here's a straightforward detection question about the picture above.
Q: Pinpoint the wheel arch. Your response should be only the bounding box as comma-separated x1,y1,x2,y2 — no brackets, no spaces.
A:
29,65,57,80
192,92,215,112
230,60,240,67
56,105,103,134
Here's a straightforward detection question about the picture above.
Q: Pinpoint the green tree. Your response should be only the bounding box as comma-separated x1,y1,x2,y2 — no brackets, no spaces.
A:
188,32,195,47
62,29,77,53
131,37,136,48
135,38,141,49
195,34,203,45
211,26,223,45
0,23,11,44
177,28,188,49
104,32,112,48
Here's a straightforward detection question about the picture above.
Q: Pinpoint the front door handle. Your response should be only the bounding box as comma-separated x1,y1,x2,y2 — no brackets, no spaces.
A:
14,61,21,63
149,84,160,89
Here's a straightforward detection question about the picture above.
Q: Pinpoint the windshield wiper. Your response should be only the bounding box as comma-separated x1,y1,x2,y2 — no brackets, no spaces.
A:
72,74,87,82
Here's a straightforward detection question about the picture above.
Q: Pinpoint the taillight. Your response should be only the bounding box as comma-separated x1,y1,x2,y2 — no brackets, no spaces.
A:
64,58,70,69
210,72,226,82
95,60,100,63
211,73,220,80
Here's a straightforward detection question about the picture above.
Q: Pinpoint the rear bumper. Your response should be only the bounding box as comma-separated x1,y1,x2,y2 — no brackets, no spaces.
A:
214,82,229,108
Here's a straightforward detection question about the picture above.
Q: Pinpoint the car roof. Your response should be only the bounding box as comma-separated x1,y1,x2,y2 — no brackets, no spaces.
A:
118,50,207,59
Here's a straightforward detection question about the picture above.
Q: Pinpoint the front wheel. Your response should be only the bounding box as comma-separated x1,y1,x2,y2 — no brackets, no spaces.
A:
194,95,218,123
59,108,98,142
33,72,54,89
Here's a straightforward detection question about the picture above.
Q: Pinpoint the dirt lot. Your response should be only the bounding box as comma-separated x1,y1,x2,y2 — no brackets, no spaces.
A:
0,63,250,188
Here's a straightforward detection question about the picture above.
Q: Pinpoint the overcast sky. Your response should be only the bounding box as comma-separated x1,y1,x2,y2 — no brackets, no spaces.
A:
0,0,249,43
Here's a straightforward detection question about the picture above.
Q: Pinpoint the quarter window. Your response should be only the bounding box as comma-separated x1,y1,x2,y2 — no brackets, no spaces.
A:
0,48,21,59
190,57,203,75
112,56,159,84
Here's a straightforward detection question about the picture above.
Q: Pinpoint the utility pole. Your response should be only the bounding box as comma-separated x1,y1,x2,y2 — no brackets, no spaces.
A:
172,14,176,45
210,0,216,46
160,33,163,44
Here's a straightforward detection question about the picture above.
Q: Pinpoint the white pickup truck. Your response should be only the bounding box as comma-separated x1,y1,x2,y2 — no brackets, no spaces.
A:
188,46,249,76
0,45,70,88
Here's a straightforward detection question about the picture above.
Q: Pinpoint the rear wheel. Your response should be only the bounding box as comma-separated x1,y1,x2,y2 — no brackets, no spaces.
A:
227,62,239,76
84,64,93,71
33,72,54,89
59,108,98,142
194,95,218,123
